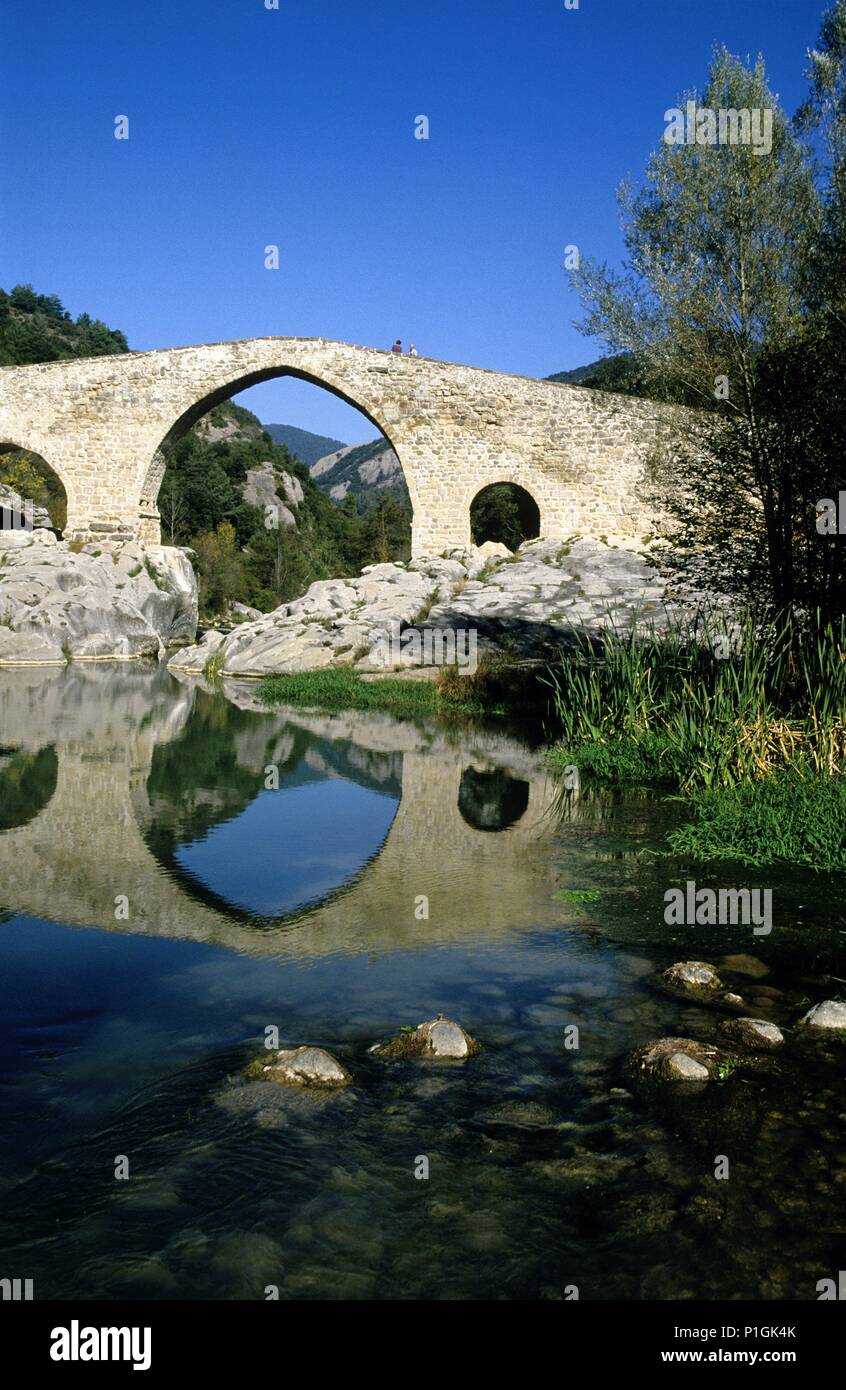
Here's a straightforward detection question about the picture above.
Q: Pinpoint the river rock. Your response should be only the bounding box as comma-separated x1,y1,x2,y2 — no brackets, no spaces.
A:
717,953,769,979
628,1037,728,1083
371,1014,479,1060
719,1017,784,1050
0,535,198,664
660,961,723,996
798,1001,846,1037
257,1046,352,1088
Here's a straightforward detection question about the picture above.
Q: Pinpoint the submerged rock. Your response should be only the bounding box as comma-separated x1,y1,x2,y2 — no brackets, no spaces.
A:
717,953,769,979
249,1046,352,1089
797,1001,846,1037
719,1017,785,1050
370,1014,479,1060
628,1037,729,1084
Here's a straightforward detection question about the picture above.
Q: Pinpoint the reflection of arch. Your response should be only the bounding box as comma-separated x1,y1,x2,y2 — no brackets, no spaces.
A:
458,766,530,832
469,480,541,550
0,442,68,535
145,791,400,926
0,745,58,831
139,365,414,538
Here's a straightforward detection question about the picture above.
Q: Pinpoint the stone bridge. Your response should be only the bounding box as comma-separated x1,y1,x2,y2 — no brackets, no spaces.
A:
0,337,680,556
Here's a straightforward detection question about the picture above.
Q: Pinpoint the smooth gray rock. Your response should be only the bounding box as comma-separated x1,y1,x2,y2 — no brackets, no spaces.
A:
667,1052,710,1081
629,1036,724,1083
371,1014,479,1060
719,1017,784,1050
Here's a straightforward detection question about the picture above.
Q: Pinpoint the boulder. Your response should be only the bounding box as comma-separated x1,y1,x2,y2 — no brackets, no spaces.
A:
0,481,53,530
798,1000,846,1037
719,1017,784,1050
370,1014,479,1060
166,536,707,679
475,540,512,562
253,1046,352,1089
716,953,769,979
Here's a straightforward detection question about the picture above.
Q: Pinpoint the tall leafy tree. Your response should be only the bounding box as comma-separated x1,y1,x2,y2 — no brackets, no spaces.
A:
569,47,822,612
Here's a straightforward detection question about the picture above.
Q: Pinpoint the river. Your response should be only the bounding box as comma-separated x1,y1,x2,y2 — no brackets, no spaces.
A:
0,664,844,1300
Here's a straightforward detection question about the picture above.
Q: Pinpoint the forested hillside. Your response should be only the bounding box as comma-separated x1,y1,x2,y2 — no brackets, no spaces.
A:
0,284,128,363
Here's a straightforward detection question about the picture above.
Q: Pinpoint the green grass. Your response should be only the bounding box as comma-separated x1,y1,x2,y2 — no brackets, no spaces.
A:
555,888,606,903
256,667,495,717
665,769,846,872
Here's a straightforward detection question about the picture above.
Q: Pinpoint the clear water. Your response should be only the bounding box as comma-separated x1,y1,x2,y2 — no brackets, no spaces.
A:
0,664,844,1301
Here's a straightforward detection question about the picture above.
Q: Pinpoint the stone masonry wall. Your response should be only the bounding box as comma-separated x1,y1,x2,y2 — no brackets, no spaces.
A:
0,337,687,556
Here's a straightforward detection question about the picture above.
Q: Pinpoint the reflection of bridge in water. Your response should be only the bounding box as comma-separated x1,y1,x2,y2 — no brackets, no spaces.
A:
0,666,566,961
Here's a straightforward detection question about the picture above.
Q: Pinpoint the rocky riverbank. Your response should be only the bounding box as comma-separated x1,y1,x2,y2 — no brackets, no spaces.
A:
169,536,692,679
0,529,712,672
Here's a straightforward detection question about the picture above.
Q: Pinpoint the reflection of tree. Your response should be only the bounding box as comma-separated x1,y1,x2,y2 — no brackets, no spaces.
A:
0,746,58,832
457,767,529,831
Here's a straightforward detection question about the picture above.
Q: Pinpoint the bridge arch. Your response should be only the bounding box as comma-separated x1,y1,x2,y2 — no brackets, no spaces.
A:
139,362,416,544
469,480,541,550
0,440,69,535
467,476,543,551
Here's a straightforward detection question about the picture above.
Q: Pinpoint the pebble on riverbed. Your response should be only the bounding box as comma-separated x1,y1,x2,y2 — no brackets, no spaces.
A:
245,1045,352,1088
370,1014,480,1060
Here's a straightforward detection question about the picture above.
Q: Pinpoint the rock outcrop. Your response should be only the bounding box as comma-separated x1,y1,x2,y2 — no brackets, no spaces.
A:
0,482,54,531
0,533,197,664
242,462,301,529
168,536,690,679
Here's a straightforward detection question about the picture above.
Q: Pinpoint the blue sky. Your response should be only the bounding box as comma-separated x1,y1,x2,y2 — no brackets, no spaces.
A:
2,0,827,441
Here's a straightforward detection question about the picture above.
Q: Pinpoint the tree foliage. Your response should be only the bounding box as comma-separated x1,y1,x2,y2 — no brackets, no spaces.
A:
568,27,846,616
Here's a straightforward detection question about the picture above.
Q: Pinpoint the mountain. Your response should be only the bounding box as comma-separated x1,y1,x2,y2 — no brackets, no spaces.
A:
263,423,345,470
310,438,408,511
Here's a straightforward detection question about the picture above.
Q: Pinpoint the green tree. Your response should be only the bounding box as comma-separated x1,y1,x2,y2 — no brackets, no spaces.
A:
569,46,821,611
193,522,247,616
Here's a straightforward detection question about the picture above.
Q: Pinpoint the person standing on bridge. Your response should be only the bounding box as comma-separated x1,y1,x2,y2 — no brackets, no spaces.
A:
408,343,418,357
391,339,403,354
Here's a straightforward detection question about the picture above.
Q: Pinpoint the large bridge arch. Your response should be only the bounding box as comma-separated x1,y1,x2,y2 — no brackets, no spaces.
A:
138,359,418,544
0,336,686,555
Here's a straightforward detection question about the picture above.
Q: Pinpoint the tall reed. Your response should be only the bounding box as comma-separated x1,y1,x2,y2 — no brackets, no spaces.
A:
545,610,846,791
